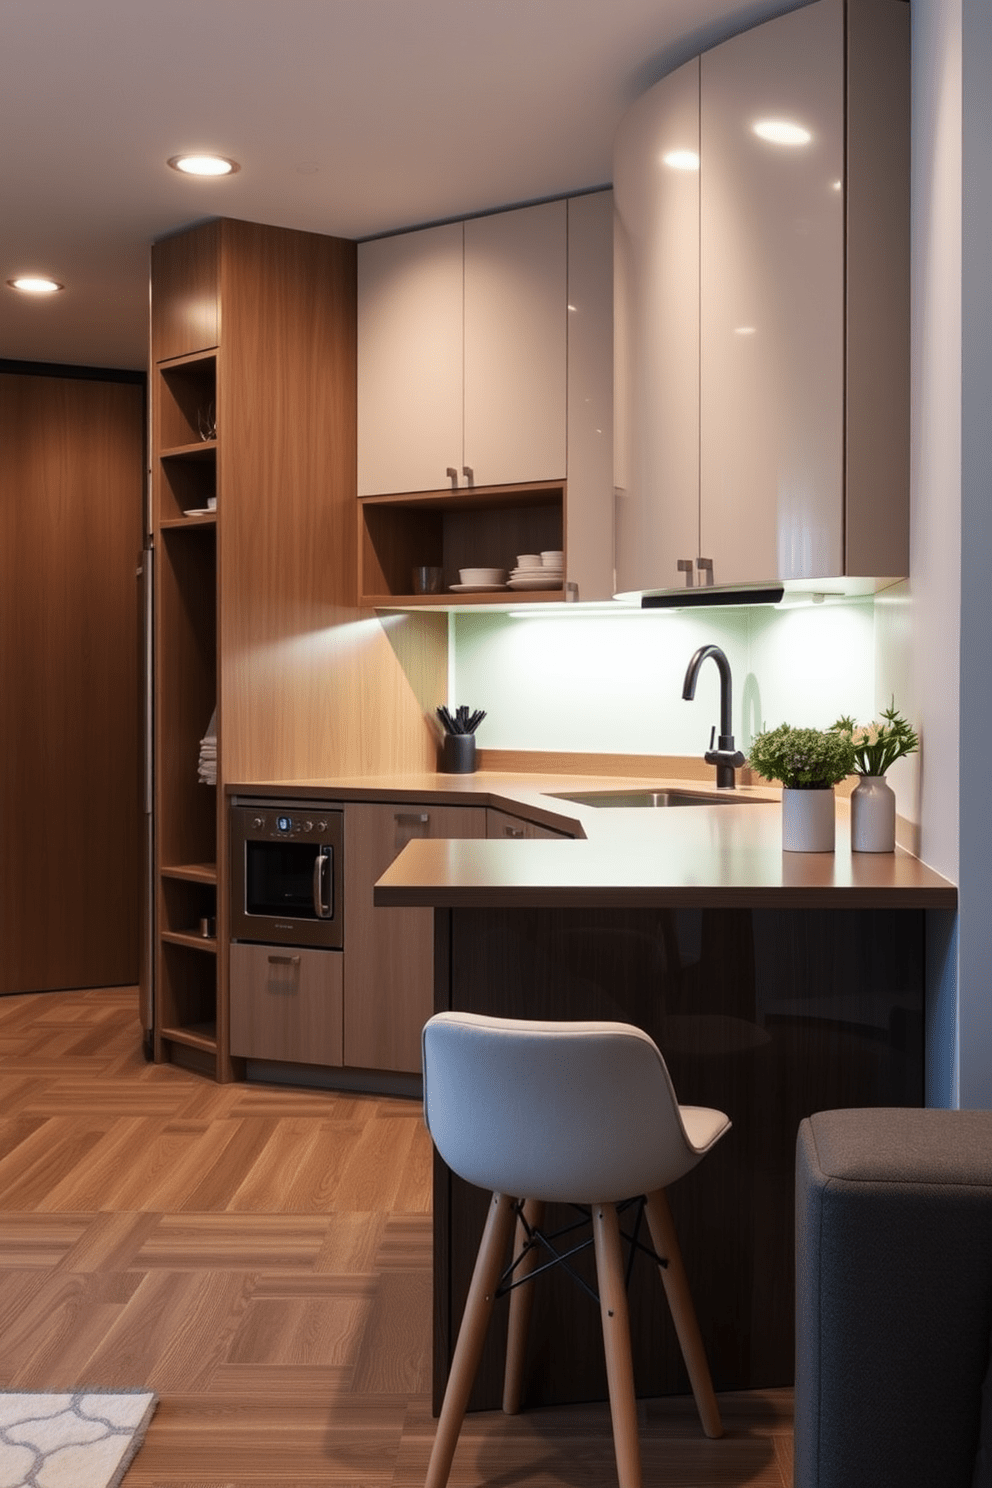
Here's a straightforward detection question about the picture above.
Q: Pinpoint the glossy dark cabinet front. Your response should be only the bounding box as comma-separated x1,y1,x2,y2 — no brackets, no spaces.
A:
433,905,924,1410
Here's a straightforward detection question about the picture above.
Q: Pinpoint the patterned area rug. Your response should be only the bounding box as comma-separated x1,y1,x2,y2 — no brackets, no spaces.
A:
0,1391,157,1488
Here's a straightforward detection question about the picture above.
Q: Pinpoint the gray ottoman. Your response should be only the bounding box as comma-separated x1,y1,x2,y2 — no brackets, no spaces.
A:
796,1108,992,1488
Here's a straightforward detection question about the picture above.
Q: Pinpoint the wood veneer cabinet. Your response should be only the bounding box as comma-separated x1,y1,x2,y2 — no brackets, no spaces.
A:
151,217,357,1080
342,802,486,1073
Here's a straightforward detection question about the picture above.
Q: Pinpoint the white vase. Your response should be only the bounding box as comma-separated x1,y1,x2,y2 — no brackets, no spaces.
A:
850,774,896,852
782,787,835,852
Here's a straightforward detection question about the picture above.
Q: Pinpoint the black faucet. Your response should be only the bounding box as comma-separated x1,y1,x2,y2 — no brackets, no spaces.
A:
682,644,746,789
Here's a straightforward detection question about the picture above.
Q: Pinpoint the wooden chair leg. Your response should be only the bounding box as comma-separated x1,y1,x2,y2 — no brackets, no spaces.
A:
644,1187,723,1439
592,1201,643,1488
426,1190,517,1488
502,1197,545,1414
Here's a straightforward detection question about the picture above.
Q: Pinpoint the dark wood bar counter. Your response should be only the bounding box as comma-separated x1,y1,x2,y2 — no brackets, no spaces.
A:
374,791,955,1411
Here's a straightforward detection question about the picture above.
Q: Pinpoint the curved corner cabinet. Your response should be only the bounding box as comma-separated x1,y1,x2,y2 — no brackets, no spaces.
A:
613,0,909,600
150,218,357,1080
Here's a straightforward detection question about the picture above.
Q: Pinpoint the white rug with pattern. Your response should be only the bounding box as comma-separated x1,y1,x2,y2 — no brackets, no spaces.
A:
0,1391,157,1488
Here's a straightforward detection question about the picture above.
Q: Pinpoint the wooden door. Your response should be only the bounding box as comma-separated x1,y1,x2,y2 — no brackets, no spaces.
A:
343,802,486,1073
0,372,144,993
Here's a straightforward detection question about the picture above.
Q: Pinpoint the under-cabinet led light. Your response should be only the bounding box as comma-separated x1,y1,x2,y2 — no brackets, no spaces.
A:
7,275,63,294
752,120,811,146
167,154,240,177
661,149,700,171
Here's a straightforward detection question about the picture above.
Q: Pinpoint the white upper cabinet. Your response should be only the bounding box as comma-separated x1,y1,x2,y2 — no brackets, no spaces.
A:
613,56,700,595
463,203,567,488
699,0,843,585
358,201,567,496
613,0,909,598
357,222,463,497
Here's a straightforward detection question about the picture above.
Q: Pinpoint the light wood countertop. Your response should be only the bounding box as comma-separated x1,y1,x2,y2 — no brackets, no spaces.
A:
227,771,956,911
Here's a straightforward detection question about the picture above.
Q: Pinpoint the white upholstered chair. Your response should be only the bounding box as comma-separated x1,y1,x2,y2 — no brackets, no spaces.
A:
421,1011,731,1488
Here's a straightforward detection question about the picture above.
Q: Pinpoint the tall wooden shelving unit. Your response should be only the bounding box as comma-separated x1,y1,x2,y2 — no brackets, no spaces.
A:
150,217,359,1080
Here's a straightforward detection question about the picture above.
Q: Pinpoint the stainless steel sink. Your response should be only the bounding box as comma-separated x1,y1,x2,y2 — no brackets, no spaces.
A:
549,788,760,809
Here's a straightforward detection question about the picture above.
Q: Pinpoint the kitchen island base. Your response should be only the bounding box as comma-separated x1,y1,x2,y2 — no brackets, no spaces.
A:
432,904,924,1413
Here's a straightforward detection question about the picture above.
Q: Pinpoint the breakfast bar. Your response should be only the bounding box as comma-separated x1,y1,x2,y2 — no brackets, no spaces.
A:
374,786,956,1411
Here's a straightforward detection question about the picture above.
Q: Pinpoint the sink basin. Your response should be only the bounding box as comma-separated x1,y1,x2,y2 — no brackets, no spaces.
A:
549,788,759,809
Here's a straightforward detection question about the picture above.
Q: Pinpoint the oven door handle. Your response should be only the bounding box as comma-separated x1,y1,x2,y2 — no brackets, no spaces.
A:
313,852,333,919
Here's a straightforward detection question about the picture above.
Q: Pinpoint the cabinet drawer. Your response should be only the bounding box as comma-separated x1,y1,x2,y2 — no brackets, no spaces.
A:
230,943,343,1066
487,808,571,840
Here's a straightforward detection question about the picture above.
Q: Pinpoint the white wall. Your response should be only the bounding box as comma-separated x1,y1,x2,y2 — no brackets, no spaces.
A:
908,0,965,1107
452,598,877,759
957,0,992,1108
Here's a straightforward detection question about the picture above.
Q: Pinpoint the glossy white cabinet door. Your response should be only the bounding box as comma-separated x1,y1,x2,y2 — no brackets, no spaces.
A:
612,57,700,597
699,1,844,583
357,221,463,496
565,190,615,601
463,200,567,487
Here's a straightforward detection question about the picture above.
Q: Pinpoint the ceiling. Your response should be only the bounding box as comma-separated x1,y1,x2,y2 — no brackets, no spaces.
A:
1,0,805,371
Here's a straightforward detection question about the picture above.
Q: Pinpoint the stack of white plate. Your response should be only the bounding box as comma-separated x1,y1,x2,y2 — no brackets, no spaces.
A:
508,551,563,591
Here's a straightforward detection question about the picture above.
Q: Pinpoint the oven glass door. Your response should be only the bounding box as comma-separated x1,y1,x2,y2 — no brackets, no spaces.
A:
245,841,332,922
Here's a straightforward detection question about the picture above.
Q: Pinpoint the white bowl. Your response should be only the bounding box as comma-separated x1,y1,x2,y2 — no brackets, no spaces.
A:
515,554,542,568
541,550,564,565
459,567,506,585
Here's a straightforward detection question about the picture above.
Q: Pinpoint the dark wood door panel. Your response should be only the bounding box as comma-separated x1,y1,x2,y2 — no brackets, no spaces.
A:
0,372,144,992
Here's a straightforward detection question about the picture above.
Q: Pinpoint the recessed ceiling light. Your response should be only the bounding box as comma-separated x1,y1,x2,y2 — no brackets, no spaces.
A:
662,149,700,171
167,154,240,177
7,276,63,294
753,120,812,147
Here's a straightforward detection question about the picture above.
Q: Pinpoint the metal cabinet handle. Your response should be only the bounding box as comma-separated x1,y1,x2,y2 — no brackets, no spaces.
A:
268,954,301,966
677,558,695,588
446,467,458,485
697,557,714,586
504,826,526,838
395,812,430,825
312,852,333,919
462,465,474,484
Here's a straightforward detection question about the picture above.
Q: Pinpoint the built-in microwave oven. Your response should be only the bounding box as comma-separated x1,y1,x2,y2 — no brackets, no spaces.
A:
230,799,343,949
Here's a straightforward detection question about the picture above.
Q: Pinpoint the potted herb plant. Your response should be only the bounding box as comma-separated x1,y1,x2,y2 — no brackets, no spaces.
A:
832,703,919,852
747,723,856,852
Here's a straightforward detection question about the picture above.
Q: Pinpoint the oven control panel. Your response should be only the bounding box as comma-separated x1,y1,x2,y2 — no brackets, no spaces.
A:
248,812,333,838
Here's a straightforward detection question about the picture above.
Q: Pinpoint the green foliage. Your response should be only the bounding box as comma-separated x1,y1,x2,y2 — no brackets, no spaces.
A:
747,723,856,790
831,702,919,776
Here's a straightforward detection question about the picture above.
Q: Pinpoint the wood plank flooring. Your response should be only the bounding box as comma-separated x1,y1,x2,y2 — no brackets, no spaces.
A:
0,987,793,1485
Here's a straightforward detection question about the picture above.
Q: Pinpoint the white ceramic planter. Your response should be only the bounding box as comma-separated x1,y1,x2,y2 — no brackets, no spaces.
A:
782,787,835,853
850,774,896,852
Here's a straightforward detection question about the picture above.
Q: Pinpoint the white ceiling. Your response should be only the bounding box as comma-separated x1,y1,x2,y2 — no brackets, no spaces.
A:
0,0,805,370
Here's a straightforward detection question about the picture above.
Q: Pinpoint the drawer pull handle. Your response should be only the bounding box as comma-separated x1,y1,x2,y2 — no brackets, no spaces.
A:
268,954,301,966
395,812,430,825
504,826,525,838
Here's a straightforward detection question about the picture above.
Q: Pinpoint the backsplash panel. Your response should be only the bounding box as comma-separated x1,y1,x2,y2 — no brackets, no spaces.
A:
452,598,876,755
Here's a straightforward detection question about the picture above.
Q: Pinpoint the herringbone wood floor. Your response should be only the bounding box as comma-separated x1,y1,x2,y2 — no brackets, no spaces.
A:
0,987,793,1485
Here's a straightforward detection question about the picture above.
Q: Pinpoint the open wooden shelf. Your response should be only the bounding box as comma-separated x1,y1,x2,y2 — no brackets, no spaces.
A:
160,1022,218,1052
359,480,565,604
161,930,218,953
161,863,217,884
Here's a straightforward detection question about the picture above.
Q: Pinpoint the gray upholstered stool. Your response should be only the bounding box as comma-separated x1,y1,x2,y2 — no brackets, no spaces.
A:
796,1107,992,1488
422,1011,731,1488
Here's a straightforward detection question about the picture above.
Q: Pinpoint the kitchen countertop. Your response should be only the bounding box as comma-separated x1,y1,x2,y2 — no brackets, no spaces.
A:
228,771,957,910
